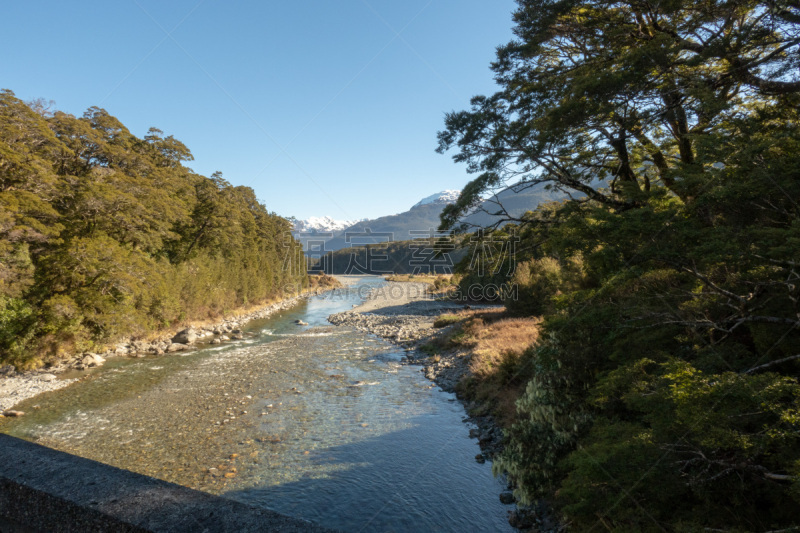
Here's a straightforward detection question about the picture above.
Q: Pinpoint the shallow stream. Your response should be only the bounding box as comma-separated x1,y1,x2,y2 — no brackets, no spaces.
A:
1,278,513,532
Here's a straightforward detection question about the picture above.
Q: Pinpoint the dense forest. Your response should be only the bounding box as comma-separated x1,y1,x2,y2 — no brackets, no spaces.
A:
0,90,307,369
310,238,468,275
439,0,800,530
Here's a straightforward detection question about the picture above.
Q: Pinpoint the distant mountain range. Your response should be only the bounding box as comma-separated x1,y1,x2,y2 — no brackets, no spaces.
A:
411,189,461,209
293,186,563,254
460,184,563,229
293,216,365,233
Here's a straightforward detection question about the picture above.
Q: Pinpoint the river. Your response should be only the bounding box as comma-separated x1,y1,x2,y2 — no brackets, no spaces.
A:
0,277,513,532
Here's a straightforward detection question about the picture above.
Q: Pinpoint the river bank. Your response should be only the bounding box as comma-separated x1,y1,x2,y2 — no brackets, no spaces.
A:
329,281,505,455
328,279,560,532
1,276,515,532
0,285,332,414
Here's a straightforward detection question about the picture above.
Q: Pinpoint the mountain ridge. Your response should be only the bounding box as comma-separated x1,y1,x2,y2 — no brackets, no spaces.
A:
293,185,563,254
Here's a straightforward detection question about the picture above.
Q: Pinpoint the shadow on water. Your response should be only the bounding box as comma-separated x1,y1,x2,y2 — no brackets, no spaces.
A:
227,422,514,533
0,277,515,532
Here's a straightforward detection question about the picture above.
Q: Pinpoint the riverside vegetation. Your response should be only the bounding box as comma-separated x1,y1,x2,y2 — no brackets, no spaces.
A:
435,0,800,531
0,90,309,370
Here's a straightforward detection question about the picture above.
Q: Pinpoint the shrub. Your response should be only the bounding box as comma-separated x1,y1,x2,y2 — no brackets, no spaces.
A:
433,314,462,328
506,255,585,316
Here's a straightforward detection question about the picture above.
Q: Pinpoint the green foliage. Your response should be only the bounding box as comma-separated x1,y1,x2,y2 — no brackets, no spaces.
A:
433,314,462,328
0,296,37,365
506,255,586,316
318,237,468,275
560,363,800,531
0,90,306,366
440,0,800,529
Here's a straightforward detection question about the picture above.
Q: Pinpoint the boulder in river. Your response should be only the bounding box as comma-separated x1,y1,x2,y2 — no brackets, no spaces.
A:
166,343,189,353
172,328,198,345
81,353,105,368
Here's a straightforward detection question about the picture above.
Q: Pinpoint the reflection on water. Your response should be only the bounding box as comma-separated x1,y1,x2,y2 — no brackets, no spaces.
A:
0,278,513,532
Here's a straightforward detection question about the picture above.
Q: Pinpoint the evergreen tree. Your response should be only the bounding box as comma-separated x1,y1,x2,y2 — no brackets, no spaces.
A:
439,1,800,529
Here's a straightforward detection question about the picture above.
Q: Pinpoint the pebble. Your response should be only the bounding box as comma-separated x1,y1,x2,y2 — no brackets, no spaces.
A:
329,284,507,464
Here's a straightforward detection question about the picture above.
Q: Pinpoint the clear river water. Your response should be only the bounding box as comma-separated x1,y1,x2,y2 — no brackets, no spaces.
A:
0,277,513,532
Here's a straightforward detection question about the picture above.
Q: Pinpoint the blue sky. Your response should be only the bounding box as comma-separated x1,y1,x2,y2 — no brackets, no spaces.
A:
2,1,516,221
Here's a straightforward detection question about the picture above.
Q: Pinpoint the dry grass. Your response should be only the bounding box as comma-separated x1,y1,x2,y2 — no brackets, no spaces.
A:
433,314,462,328
384,273,456,296
439,309,540,426
384,273,442,284
308,273,340,290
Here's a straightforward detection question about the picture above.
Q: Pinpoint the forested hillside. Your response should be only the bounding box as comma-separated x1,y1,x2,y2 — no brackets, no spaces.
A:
0,90,306,369
439,0,800,530
311,238,469,275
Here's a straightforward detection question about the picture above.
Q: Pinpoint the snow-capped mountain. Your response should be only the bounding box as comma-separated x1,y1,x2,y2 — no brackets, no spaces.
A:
411,190,461,209
293,216,364,233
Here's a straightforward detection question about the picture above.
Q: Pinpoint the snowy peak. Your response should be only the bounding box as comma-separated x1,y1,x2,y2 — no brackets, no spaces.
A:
411,190,461,209
294,190,460,235
293,216,363,233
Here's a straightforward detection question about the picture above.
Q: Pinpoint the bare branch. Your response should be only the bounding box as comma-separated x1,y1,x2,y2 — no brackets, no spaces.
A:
743,354,800,374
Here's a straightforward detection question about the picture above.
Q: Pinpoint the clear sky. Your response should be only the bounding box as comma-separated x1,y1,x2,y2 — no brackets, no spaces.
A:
2,1,517,221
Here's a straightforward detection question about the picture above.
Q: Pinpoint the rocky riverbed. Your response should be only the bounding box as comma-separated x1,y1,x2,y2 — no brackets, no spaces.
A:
1,277,518,532
330,283,504,458
328,280,562,532
0,293,313,414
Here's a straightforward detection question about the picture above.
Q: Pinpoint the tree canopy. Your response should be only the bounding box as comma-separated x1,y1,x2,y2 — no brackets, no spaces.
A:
439,0,800,225
0,89,306,367
439,1,800,530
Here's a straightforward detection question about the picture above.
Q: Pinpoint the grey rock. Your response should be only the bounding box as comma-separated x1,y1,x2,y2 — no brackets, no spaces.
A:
171,328,198,345
166,343,189,353
39,374,58,382
81,354,105,368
